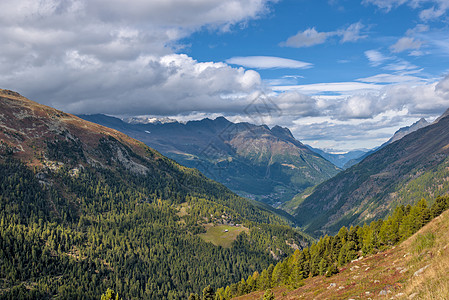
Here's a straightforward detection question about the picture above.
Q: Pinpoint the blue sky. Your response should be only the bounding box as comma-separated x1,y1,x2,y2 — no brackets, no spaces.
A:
184,0,446,83
1,0,449,150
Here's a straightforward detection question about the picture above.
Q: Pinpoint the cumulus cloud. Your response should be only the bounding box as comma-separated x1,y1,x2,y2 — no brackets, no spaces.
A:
263,74,449,148
275,91,319,117
3,53,263,115
281,22,366,48
436,74,449,97
0,0,277,115
226,56,312,69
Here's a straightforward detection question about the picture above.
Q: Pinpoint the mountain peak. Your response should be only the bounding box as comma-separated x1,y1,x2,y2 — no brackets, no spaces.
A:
0,89,22,98
213,116,232,125
387,117,429,144
270,125,294,139
433,108,449,124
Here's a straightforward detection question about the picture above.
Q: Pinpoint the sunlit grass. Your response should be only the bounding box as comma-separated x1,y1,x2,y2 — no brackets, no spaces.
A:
198,225,249,248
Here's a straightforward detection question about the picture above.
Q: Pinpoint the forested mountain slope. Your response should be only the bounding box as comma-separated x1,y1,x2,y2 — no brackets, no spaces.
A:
0,89,310,299
234,196,449,299
79,114,340,205
285,109,449,236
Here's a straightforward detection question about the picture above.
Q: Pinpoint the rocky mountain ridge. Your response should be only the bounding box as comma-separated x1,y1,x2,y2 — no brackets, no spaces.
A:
79,114,340,205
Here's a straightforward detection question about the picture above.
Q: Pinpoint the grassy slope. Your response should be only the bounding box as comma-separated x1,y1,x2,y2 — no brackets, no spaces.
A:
198,225,250,248
234,208,449,299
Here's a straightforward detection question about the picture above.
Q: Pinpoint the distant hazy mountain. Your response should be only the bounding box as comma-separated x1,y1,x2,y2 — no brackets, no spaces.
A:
305,146,369,169
123,116,178,125
78,114,340,205
282,110,449,237
343,118,429,169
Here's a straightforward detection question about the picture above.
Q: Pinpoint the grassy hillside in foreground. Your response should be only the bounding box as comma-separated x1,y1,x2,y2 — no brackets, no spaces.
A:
234,199,449,299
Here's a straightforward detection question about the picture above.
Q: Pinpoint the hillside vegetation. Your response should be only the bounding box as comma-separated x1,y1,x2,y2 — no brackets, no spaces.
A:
204,195,449,300
0,89,310,299
233,196,449,299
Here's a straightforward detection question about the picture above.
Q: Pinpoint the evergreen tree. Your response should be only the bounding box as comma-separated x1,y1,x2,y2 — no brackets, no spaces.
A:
262,289,275,300
202,285,215,300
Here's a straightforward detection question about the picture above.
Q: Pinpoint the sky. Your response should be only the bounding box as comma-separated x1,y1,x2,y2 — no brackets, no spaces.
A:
1,0,449,150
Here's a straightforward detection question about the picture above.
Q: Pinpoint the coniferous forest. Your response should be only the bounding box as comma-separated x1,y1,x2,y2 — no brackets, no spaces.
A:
0,120,309,299
209,195,449,299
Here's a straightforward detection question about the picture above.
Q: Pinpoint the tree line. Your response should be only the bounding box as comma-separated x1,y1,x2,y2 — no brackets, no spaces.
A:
201,195,449,299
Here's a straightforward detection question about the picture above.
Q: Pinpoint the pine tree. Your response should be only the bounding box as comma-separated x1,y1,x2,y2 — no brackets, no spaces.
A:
101,288,119,300
262,289,275,300
202,285,215,300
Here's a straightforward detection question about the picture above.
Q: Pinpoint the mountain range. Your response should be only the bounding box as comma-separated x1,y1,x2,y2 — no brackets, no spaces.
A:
78,114,340,205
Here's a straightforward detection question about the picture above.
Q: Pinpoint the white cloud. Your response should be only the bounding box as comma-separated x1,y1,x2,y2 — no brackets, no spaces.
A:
271,82,384,98
6,54,264,116
341,94,379,118
420,3,449,20
226,56,312,69
281,22,366,48
390,37,423,53
362,0,410,11
363,0,449,20
264,75,449,148
436,74,449,96
364,50,392,66
356,73,426,84
275,91,319,117
383,60,420,71
0,0,277,32
281,27,331,48
340,22,367,42
0,0,276,115
405,24,430,35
